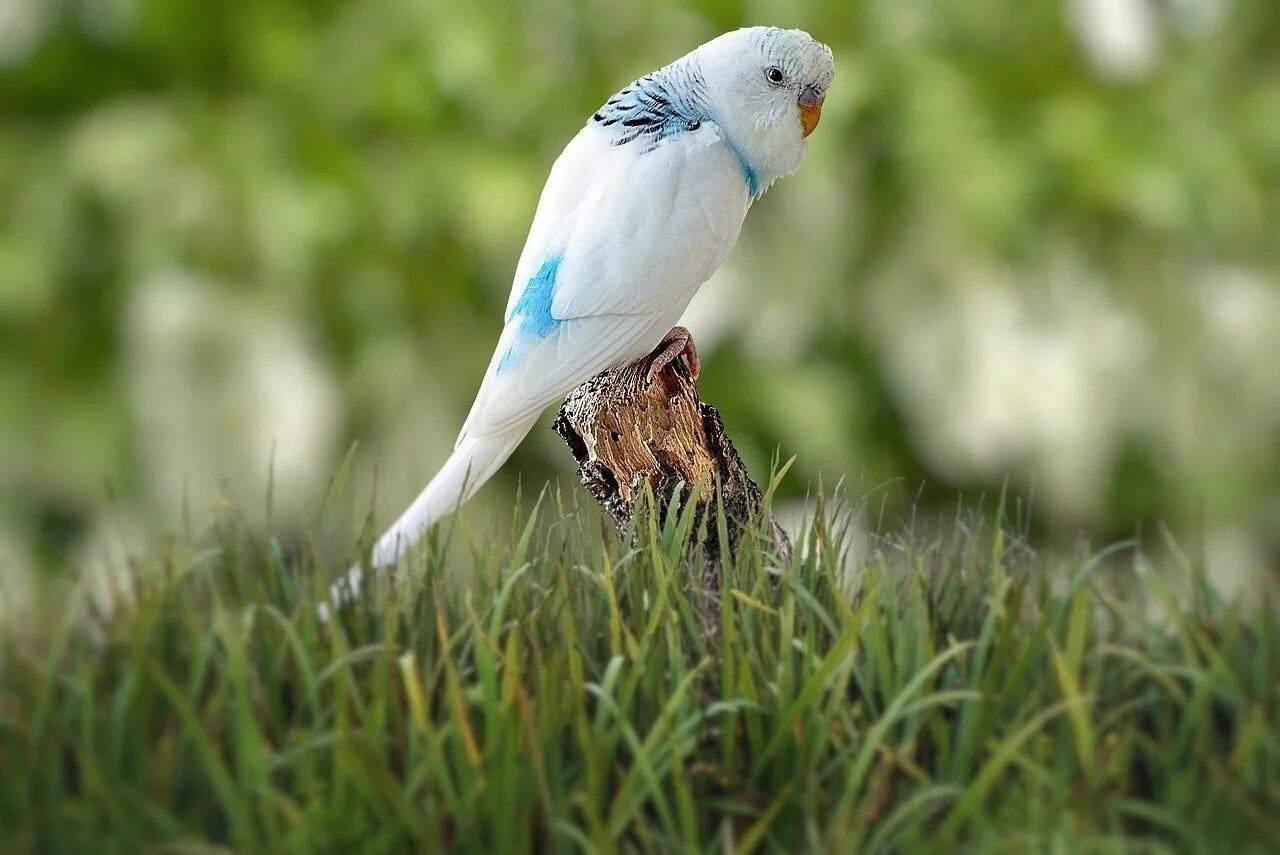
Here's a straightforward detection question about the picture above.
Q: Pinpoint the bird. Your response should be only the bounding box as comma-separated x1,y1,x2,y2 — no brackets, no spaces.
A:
320,26,834,618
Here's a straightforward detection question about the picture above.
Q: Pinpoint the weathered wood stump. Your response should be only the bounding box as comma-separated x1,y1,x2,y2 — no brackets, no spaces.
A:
551,336,792,580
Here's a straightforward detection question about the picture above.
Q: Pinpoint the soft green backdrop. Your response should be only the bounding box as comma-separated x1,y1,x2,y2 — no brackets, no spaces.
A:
2,0,1278,593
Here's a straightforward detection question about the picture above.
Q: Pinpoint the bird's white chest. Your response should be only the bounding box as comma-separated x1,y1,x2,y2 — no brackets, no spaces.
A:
608,126,751,302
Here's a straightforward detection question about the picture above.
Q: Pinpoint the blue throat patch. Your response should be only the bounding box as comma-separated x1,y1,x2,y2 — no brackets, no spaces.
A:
720,132,761,198
498,253,563,373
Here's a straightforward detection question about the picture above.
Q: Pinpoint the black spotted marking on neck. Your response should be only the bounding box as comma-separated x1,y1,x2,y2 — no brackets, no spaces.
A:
590,63,709,154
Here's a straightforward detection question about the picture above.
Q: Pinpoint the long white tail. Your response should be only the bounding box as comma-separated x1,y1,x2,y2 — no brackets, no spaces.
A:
319,418,535,620
368,426,532,568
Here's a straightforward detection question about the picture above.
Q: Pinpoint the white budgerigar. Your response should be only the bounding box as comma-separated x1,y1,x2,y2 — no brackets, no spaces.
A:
324,27,834,616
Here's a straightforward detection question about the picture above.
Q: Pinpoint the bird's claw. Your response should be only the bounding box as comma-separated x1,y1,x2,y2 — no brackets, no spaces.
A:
645,326,700,385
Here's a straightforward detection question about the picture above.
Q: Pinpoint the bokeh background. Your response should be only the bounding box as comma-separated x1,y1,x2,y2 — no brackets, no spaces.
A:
2,0,1278,605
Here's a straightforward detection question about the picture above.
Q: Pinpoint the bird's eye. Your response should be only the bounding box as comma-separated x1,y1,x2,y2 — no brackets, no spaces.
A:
765,67,785,85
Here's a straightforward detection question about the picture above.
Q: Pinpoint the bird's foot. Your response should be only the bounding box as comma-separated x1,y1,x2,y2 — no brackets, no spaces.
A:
645,326,700,384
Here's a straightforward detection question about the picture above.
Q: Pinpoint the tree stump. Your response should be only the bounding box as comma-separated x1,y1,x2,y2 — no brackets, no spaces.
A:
551,336,792,583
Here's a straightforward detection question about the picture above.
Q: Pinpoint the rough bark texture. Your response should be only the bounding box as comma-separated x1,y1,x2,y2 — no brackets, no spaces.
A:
551,339,792,582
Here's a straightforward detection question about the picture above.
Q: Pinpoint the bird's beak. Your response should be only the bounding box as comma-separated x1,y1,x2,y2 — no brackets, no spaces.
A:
798,87,824,137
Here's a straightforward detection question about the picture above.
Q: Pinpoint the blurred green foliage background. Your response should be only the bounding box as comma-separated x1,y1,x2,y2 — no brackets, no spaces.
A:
2,0,1278,597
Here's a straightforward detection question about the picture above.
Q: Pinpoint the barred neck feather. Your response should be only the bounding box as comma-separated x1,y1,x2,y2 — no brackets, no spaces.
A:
590,59,764,199
590,60,708,153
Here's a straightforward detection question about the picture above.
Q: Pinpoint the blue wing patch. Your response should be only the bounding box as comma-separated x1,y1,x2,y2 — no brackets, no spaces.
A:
498,253,564,374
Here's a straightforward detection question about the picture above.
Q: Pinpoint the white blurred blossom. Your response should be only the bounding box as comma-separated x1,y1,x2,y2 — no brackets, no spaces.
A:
0,0,52,67
1203,526,1273,604
124,270,342,526
0,0,138,67
72,510,144,616
876,261,1151,520
1197,266,1280,380
1069,0,1161,81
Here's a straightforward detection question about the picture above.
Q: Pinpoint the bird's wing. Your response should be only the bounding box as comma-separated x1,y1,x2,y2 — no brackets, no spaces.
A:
460,122,749,441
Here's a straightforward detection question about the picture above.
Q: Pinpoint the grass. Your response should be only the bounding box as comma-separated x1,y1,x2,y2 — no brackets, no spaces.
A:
1,482,1278,853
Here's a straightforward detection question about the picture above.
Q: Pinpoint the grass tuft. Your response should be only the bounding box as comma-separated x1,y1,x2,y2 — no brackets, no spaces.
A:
1,485,1278,852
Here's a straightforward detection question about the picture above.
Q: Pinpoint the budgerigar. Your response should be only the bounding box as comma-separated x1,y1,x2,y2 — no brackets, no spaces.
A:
324,27,834,616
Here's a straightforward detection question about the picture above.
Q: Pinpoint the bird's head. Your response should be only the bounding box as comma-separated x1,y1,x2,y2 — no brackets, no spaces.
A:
694,27,835,190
